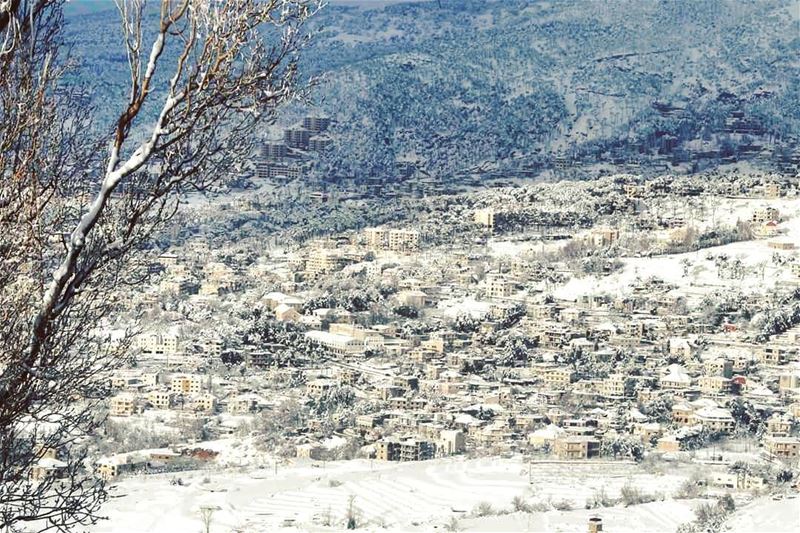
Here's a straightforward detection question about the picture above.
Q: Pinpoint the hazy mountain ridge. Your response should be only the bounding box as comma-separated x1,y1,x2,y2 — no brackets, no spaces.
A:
63,0,800,179
296,0,799,178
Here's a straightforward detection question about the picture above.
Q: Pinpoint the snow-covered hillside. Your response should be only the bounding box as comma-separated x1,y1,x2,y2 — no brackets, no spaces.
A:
63,0,800,182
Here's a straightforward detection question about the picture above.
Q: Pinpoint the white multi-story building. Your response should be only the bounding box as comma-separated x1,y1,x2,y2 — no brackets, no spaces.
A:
170,374,204,395
136,332,181,357
364,228,420,252
305,330,365,357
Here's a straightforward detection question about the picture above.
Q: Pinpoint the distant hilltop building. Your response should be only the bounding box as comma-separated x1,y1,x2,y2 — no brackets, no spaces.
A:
284,127,311,149
256,160,304,180
302,116,331,133
308,135,332,151
261,142,287,159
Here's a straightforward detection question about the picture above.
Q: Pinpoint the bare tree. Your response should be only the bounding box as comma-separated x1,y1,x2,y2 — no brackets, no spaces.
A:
199,504,219,533
0,0,320,530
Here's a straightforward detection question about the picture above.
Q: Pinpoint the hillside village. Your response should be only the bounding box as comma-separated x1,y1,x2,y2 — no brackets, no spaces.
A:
34,166,798,531
6,1,800,533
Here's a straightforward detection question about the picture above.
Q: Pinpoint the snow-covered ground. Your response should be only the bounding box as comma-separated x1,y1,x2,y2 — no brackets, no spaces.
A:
555,196,800,304
92,456,712,532
726,495,800,533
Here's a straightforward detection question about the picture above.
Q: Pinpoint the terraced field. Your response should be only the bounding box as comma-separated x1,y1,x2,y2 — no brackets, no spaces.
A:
91,456,702,532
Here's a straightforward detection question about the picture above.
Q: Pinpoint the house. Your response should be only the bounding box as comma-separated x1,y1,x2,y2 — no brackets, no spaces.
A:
483,273,515,299
768,238,794,250
712,471,767,490
668,338,692,360
109,393,137,417
634,422,663,443
765,436,800,458
474,208,496,229
191,393,218,413
275,303,301,322
296,443,324,460
779,372,800,391
96,449,180,480
698,375,731,395
438,430,466,456
754,220,779,238
553,436,600,460
691,406,735,433
766,415,793,437
375,438,436,461
600,374,628,398
656,435,680,453
305,330,365,358
307,378,336,396
29,457,68,482
671,402,694,425
759,345,796,365
227,394,260,414
397,289,429,308
528,424,566,448
704,358,733,378
170,374,205,395
147,390,175,410
660,364,692,390
364,227,421,252
589,226,619,246
542,367,576,390
751,206,779,224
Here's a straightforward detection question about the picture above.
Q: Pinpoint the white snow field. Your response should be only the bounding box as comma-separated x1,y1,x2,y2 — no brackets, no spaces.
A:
91,456,723,532
555,196,800,305
726,495,800,533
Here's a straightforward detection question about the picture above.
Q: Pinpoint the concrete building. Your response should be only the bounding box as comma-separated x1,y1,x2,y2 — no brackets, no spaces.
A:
305,330,365,357
437,430,466,456
765,436,800,458
284,128,311,149
364,227,421,252
147,391,175,410
375,438,436,462
170,374,204,395
109,394,137,417
554,436,600,460
751,206,779,224
303,116,331,133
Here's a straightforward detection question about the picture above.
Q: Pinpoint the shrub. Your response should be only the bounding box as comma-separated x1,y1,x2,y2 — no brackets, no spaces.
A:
552,499,574,511
329,479,343,488
675,472,707,499
587,486,616,508
694,501,725,525
620,483,656,506
471,501,496,517
718,494,736,513
444,516,462,532
511,495,532,513
529,501,550,512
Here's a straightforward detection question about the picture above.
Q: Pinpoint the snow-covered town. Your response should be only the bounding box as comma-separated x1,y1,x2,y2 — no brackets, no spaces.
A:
75,170,800,532
2,1,800,533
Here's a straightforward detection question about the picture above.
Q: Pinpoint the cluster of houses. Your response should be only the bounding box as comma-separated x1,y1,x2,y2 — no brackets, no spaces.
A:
29,175,797,488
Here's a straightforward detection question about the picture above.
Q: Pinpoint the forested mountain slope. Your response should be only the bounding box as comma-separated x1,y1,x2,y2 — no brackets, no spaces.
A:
65,0,800,180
